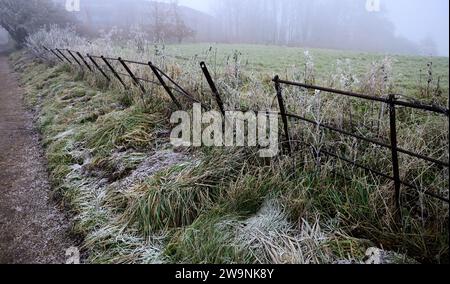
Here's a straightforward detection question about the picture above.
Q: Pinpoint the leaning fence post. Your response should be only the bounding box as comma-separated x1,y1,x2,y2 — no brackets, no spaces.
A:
87,54,110,81
200,62,225,116
51,50,63,62
55,48,72,64
148,62,182,110
101,56,127,89
66,49,82,67
388,94,402,217
44,46,64,62
118,57,146,94
76,52,92,72
274,75,292,154
41,46,51,57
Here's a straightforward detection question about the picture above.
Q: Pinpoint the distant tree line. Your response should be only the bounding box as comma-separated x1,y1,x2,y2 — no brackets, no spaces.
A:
208,0,432,55
0,0,438,55
63,0,195,44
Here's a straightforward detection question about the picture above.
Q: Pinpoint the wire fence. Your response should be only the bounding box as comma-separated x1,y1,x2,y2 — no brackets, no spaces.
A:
39,46,450,212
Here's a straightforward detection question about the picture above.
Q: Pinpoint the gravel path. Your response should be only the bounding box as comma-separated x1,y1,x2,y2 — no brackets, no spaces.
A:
0,55,75,264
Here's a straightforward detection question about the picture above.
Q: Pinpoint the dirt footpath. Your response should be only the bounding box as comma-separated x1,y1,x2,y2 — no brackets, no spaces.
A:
0,56,75,264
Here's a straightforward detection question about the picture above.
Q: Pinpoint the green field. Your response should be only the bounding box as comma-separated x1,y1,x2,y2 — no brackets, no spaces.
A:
166,43,449,101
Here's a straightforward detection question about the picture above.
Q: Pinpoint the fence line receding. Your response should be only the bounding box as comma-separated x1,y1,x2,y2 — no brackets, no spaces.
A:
39,46,450,212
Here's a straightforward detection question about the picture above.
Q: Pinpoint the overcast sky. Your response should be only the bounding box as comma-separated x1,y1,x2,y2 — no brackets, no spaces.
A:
175,0,449,56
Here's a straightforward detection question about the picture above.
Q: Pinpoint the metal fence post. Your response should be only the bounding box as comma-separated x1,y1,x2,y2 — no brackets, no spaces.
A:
118,57,146,94
148,62,182,110
66,49,82,67
76,52,92,72
55,48,72,64
87,54,110,81
43,46,64,62
200,61,225,116
101,56,127,88
274,75,292,154
50,49,64,62
388,94,402,216
29,46,46,61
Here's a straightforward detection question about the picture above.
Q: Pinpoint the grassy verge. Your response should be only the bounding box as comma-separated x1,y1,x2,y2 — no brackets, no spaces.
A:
11,49,448,264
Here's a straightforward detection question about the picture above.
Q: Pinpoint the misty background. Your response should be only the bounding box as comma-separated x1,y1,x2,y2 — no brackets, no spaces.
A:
0,0,448,56
177,0,449,56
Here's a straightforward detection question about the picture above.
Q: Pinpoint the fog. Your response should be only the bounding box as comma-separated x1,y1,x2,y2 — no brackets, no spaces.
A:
0,27,9,44
175,0,449,56
1,0,448,56
384,0,449,57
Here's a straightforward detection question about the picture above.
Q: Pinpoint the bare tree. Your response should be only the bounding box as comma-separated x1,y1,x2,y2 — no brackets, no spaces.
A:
0,0,75,47
150,1,166,42
144,1,194,43
169,1,194,43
